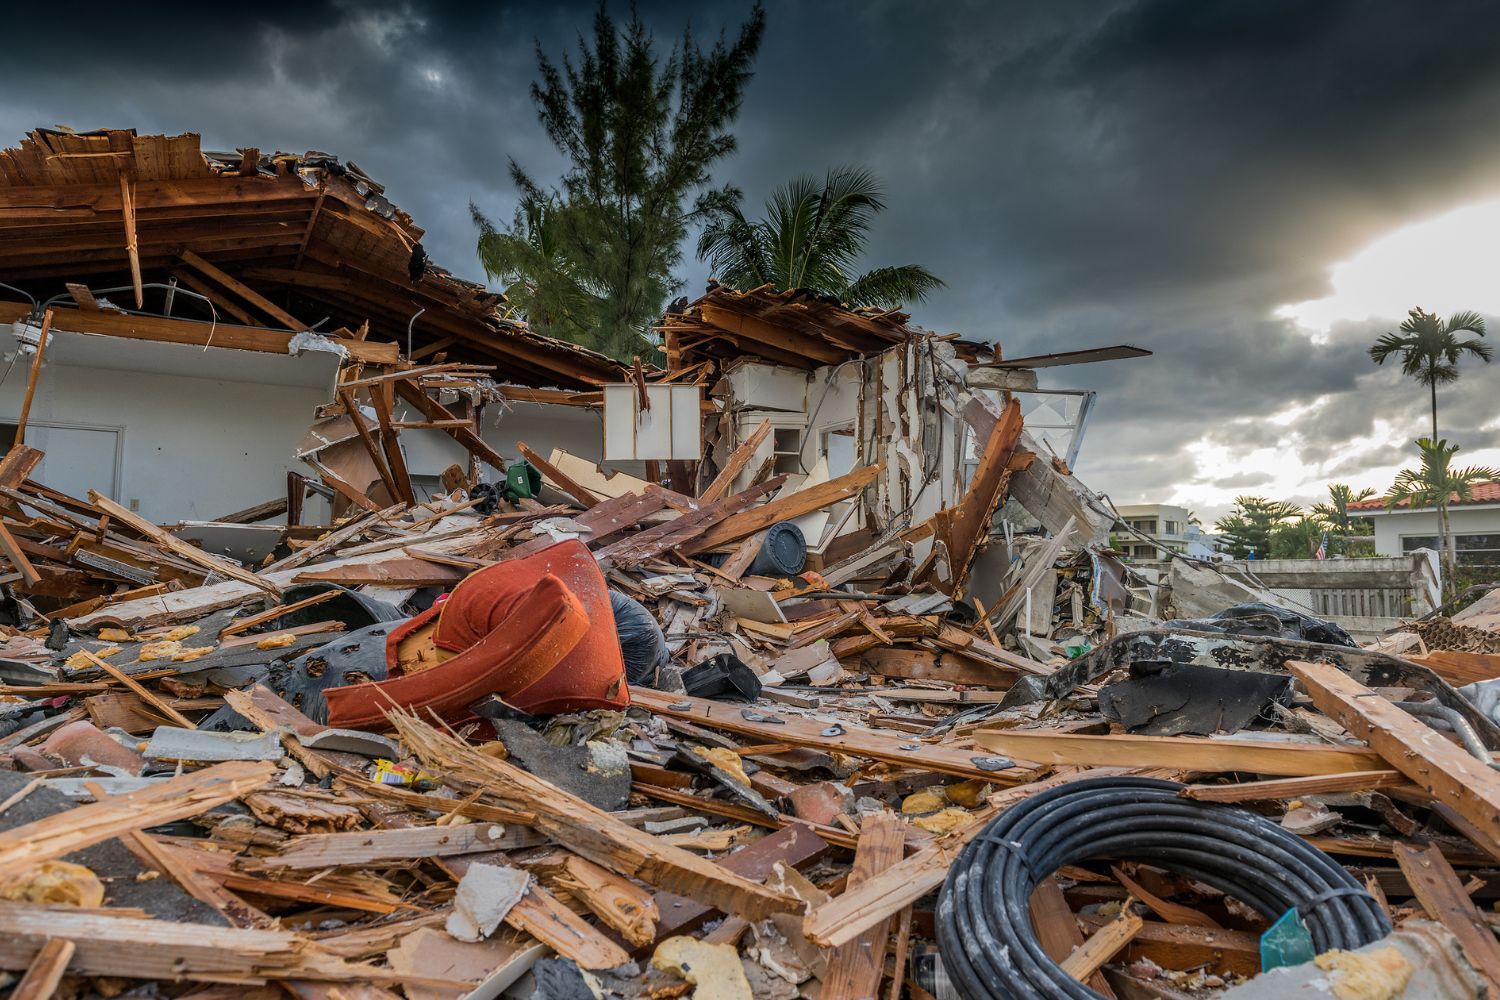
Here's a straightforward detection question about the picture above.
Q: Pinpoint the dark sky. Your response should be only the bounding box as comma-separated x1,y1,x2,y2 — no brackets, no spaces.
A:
5,0,1500,519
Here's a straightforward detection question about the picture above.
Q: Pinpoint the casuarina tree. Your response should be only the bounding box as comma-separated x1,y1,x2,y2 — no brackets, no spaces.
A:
473,3,765,359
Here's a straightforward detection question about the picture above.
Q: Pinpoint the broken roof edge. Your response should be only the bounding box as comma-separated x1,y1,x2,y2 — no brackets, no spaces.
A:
0,128,628,390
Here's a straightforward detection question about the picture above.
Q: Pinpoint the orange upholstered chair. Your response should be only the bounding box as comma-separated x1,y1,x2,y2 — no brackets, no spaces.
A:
323,539,630,728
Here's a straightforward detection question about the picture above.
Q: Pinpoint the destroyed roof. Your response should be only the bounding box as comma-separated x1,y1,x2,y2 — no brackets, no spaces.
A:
659,283,992,370
1348,480,1500,511
0,128,624,389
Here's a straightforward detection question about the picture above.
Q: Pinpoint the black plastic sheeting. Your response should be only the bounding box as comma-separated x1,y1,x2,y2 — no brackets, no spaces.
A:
1164,601,1357,648
611,589,671,686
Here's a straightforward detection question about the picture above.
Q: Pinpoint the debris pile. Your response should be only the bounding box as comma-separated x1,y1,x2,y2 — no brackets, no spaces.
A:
0,128,1497,1000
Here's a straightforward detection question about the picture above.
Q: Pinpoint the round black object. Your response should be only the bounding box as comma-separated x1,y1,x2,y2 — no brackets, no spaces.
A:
746,521,807,578
936,776,1390,999
610,589,671,685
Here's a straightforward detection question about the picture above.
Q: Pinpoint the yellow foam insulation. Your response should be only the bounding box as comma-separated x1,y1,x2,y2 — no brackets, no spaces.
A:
912,807,972,834
256,632,299,650
652,936,753,999
97,628,134,642
1313,946,1413,1000
901,788,949,815
0,861,105,907
65,645,123,669
693,746,751,786
159,625,200,642
945,779,991,808
171,645,215,662
137,640,182,662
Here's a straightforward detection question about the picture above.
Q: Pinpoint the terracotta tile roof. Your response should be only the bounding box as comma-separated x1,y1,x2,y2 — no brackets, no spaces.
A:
1348,480,1500,511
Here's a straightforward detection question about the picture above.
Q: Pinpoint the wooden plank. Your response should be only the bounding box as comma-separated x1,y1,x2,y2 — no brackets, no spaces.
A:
393,713,804,922
250,823,517,870
0,520,40,587
180,248,305,330
0,760,274,879
1061,907,1143,982
369,383,416,505
973,728,1386,777
10,938,74,1000
633,689,1036,783
1182,771,1415,803
219,589,341,638
1394,841,1500,989
88,490,280,595
517,441,599,508
702,418,771,502
0,445,44,490
646,823,832,949
13,308,52,446
594,478,786,565
121,176,143,307
1075,914,1261,978
0,300,397,363
680,463,882,554
77,648,197,729
1030,877,1115,997
1287,659,1500,849
931,397,1023,595
1411,650,1500,686
393,379,509,472
822,813,906,1000
338,388,401,504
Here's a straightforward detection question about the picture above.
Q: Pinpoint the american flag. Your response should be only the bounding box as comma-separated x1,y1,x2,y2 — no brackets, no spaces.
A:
1314,531,1328,561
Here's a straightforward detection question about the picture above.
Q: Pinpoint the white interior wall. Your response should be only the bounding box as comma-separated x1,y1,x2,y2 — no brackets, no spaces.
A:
0,341,338,524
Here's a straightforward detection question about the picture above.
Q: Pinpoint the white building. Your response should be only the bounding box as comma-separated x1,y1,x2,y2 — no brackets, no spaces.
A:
1348,483,1500,581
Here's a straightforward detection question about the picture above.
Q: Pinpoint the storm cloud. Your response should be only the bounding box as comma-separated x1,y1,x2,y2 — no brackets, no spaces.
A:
4,0,1500,518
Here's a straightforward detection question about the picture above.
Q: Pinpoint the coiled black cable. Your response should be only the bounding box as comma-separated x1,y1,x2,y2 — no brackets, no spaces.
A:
936,777,1390,999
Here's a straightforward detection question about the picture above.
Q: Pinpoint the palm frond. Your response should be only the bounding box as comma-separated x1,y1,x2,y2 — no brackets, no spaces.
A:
842,264,947,309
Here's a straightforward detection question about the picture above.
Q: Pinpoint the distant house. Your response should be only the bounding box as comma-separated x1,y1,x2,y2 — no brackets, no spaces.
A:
1111,503,1221,561
1348,482,1500,580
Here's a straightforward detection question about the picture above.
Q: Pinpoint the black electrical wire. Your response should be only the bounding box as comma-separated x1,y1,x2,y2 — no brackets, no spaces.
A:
936,776,1390,1000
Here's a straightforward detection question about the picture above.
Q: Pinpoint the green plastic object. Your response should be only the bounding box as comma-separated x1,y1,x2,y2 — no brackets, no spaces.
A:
503,460,542,501
1261,907,1316,971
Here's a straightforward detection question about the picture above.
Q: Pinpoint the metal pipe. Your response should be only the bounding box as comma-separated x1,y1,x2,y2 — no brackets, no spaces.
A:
1398,700,1500,770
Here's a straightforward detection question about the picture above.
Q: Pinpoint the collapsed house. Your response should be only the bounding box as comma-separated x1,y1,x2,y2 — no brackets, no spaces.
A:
0,128,1498,1000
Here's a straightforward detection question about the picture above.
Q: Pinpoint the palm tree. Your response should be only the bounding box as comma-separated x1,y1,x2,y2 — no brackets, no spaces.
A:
1385,438,1500,596
697,166,945,309
1369,307,1492,441
1311,482,1376,555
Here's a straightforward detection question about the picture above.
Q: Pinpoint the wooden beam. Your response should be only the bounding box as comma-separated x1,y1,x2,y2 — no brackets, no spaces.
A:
633,689,1034,783
77,649,197,730
335,389,401,503
120,176,142,308
1030,878,1115,997
10,938,74,1000
821,813,906,1000
172,269,262,327
88,490,280,596
1061,906,1142,983
368,384,416,505
1287,659,1500,850
931,396,1024,595
1395,841,1500,989
393,712,803,923
393,379,509,473
0,301,397,364
180,248,305,331
0,446,44,491
697,303,848,365
0,521,41,587
517,441,599,509
681,463,882,554
1182,771,1415,803
14,309,52,446
973,728,1386,777
701,418,771,503
0,760,274,879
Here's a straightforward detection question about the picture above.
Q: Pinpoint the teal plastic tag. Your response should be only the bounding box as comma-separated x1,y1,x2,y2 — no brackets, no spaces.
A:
1261,907,1316,971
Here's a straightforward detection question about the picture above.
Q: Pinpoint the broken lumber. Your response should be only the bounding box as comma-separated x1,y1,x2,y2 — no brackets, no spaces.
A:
89,491,279,595
0,760,274,879
1287,659,1500,850
973,728,1386,777
821,812,906,1000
